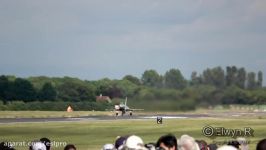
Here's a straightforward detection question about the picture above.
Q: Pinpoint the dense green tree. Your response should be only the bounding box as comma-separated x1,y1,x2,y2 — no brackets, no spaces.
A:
250,89,266,104
257,71,263,88
6,75,16,82
94,79,139,99
190,71,202,86
190,85,218,105
57,80,95,102
136,87,156,100
202,67,225,88
115,80,139,98
0,75,9,100
77,85,95,101
247,72,256,89
222,85,249,104
11,78,36,101
28,76,53,90
226,66,237,86
164,68,186,89
105,83,123,98
212,67,225,88
94,78,112,97
38,82,57,101
0,66,265,110
123,75,141,85
141,70,163,88
236,68,246,89
202,68,212,85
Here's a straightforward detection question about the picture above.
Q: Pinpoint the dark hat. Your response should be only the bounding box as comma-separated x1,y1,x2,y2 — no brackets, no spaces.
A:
115,136,128,149
40,137,51,150
228,140,240,149
208,144,218,150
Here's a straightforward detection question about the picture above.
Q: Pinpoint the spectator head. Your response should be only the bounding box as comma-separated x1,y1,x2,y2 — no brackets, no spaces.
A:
145,143,157,150
217,145,237,150
177,134,200,150
102,144,115,150
208,144,218,150
64,144,76,150
40,137,51,150
195,140,208,150
124,135,146,150
256,139,266,150
115,136,128,150
227,141,240,149
237,137,248,150
30,141,46,150
156,134,177,150
0,142,15,150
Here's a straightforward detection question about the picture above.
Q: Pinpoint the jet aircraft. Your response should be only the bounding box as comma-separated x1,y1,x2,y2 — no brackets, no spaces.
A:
114,97,143,116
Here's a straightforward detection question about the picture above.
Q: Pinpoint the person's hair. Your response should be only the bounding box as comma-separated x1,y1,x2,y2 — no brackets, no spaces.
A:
145,143,156,150
40,137,51,150
227,140,240,149
0,142,15,150
64,144,76,150
156,134,177,150
177,134,200,150
196,140,208,150
256,139,266,150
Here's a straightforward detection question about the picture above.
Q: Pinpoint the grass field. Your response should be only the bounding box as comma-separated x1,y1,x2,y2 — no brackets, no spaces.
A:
0,118,265,150
0,111,112,118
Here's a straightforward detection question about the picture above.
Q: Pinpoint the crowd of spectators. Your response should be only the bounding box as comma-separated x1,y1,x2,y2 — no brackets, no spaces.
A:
100,134,265,150
0,135,265,150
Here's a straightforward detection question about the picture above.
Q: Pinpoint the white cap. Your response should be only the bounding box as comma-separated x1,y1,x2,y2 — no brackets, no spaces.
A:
31,142,46,150
125,135,146,149
102,143,115,150
217,145,237,150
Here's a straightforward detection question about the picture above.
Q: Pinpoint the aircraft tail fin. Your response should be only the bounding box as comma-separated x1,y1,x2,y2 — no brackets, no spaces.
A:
125,97,127,106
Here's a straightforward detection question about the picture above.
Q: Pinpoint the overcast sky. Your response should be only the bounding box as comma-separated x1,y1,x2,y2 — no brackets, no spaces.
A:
0,0,265,84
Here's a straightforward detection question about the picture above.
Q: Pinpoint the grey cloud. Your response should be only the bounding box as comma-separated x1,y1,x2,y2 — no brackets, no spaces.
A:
0,0,265,85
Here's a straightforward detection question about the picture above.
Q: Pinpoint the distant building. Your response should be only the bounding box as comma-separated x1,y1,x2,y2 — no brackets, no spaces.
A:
96,94,111,103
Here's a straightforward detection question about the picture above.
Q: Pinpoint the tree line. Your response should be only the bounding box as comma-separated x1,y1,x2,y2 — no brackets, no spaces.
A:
0,66,265,111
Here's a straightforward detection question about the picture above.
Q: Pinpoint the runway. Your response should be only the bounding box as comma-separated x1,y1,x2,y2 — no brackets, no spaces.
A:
0,114,209,124
0,111,265,124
